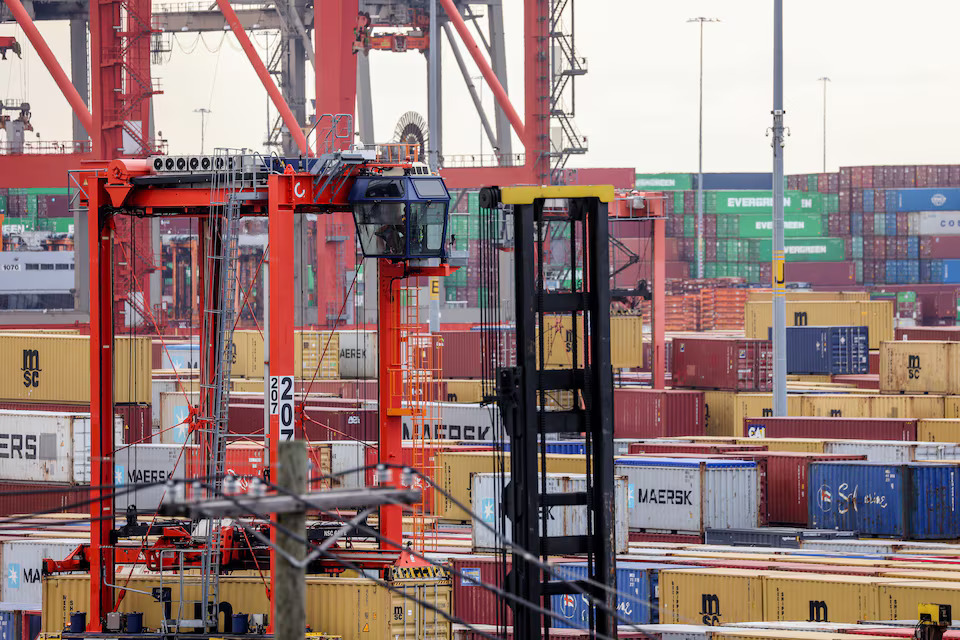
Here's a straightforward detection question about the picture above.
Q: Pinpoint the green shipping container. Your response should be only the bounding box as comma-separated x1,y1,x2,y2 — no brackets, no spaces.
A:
683,216,695,238
39,218,74,233
0,196,6,213
823,193,840,213
673,191,684,214
704,263,717,278
855,261,863,284
2,217,35,233
874,216,886,236
897,291,917,304
26,187,68,196
851,236,864,260
806,174,819,191
748,237,846,262
735,213,824,238
635,173,694,191
709,190,823,214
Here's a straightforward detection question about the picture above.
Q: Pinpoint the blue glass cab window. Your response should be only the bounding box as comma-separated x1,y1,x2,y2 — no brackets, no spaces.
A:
350,176,449,260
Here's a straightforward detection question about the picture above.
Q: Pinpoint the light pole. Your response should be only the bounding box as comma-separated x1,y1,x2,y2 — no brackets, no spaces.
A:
772,1,787,416
688,17,720,279
194,108,211,154
818,77,831,172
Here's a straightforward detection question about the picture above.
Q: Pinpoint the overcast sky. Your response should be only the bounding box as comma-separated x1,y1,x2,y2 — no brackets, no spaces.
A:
2,1,959,175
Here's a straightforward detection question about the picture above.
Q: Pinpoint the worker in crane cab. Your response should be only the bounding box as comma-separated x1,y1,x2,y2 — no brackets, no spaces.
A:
355,178,406,256
375,209,406,255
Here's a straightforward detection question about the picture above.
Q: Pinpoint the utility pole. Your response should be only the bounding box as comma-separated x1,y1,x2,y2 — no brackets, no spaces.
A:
194,108,211,154
688,17,720,278
818,77,831,172
275,439,306,640
772,0,788,416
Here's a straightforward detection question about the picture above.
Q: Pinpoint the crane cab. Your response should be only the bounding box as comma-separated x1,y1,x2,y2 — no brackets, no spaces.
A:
349,175,450,261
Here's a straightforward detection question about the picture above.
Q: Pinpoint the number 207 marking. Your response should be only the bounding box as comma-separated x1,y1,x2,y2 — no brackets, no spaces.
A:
270,375,295,439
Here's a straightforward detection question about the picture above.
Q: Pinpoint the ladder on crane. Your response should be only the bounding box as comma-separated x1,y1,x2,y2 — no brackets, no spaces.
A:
192,149,245,632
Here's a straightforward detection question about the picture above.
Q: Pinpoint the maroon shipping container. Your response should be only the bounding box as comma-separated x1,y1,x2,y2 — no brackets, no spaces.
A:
839,190,851,214
451,557,513,626
742,417,917,441
559,167,635,190
869,350,880,374
895,326,960,341
222,403,378,440
840,167,853,189
784,262,856,286
0,482,89,517
920,236,960,259
671,336,772,391
665,261,690,279
724,452,866,525
627,442,767,455
831,374,880,390
613,388,704,438
116,403,152,444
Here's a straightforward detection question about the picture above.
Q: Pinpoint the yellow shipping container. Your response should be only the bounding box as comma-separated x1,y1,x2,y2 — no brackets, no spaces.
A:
704,391,737,437
800,394,945,419
880,341,960,394
879,570,960,582
435,451,586,521
877,580,960,622
918,419,960,442
0,334,149,404
444,379,483,403
735,438,826,453
730,393,803,437
715,633,890,640
746,291,871,302
947,397,960,419
745,300,893,350
538,315,642,370
44,574,451,639
762,572,882,623
658,568,764,626
232,330,339,379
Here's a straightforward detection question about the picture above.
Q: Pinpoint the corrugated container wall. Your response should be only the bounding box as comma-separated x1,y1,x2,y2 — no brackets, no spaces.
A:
658,568,764,625
470,473,629,553
0,335,150,403
762,573,882,623
743,417,917,441
615,458,759,534
744,301,893,349
880,341,960,394
919,419,960,442
775,326,869,375
113,444,188,512
335,330,378,379
2,539,86,605
672,337,772,391
614,389,705,438
822,440,960,464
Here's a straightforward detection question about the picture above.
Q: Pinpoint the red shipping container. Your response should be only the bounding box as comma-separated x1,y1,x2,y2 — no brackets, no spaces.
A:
839,190,851,214
949,165,960,185
873,189,886,213
724,452,865,525
451,557,513,626
561,167,635,190
851,190,863,212
613,388,704,438
840,167,853,188
920,236,960,259
0,482,89,517
831,374,879,390
671,336,772,391
665,261,689,279
862,167,874,189
895,326,960,341
705,242,717,262
828,173,840,193
627,442,766,455
117,403,152,445
742,417,917,441
784,262,856,286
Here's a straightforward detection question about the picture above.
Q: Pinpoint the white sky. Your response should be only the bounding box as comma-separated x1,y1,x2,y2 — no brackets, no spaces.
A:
2,1,959,175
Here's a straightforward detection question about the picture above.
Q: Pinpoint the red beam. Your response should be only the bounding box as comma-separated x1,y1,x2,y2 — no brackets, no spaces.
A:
315,0,357,149
652,216,666,389
440,165,536,190
215,0,309,155
439,0,525,141
524,0,550,183
0,154,92,188
3,0,94,137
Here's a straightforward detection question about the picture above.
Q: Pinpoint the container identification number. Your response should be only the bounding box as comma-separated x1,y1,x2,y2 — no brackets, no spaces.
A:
270,375,295,440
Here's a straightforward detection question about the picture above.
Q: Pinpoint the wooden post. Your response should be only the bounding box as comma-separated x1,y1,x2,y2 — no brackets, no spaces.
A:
275,439,306,640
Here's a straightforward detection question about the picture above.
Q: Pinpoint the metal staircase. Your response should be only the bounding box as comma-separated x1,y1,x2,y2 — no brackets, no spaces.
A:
193,149,245,631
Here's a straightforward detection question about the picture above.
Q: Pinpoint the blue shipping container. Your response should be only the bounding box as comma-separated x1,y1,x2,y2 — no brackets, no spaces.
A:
886,189,899,212
863,189,875,212
885,212,897,236
895,188,960,212
768,326,869,375
942,259,960,284
0,612,18,640
907,237,919,259
699,173,774,190
549,562,697,627
808,462,960,539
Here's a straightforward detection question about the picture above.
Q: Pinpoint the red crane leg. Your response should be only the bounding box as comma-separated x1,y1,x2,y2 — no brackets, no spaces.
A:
377,260,403,549
652,216,666,389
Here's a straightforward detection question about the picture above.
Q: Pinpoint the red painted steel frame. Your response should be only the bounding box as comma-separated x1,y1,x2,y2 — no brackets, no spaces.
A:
2,0,94,136
316,0,358,141
652,216,666,389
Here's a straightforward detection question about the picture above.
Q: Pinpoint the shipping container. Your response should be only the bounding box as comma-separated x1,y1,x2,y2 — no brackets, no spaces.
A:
0,335,150,404
918,418,960,442
470,473,629,553
335,330,378,378
822,440,960,464
762,572,883,623
808,461,960,538
435,451,586,520
2,539,85,604
672,337,772,392
744,301,893,349
743,417,917,441
230,330,339,379
767,326,869,375
636,173,694,191
894,188,960,211
615,458,759,534
658,568,764,625
113,444,187,512
0,410,122,483
784,262,857,286
42,574,452,639
702,393,803,438
614,389,705,438
880,340,960,394
799,394,944,420
877,580,960,622
895,326,960,341
0,482,88,517
735,438,826,454
549,561,667,628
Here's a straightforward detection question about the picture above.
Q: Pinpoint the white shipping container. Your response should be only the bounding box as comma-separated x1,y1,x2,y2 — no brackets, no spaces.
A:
336,330,378,379
615,457,759,534
0,410,121,484
159,343,200,371
798,538,956,555
1,539,85,605
158,392,193,444
470,472,629,553
325,441,368,489
823,440,960,463
910,211,960,236
401,403,503,441
114,444,188,513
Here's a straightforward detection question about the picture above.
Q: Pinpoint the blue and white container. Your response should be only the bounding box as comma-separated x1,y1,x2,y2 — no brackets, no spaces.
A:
893,188,960,212
615,458,759,534
808,461,960,539
909,211,960,235
768,326,869,375
550,562,653,627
